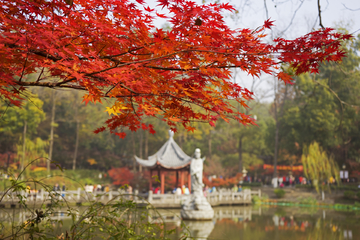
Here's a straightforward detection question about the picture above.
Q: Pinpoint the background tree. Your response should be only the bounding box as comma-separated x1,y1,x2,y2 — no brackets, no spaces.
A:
302,141,340,198
0,94,46,171
279,34,360,169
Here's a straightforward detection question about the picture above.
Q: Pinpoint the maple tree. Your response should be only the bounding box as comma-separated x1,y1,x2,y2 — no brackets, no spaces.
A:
108,167,134,185
0,0,351,138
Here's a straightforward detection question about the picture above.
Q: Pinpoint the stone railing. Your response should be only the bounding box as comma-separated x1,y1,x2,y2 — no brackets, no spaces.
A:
0,188,261,207
0,189,125,203
146,188,261,206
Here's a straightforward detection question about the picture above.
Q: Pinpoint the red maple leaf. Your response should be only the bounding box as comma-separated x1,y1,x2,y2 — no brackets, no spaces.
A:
264,18,274,29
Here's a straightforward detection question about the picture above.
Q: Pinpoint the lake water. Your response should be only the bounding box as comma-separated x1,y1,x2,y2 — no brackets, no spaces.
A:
163,206,360,240
1,205,359,239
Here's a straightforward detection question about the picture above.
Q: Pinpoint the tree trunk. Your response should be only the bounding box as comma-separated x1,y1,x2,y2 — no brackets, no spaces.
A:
139,130,143,172
178,133,183,148
273,83,288,179
21,120,27,174
145,130,148,158
72,92,79,170
273,120,279,178
131,131,136,171
48,90,56,176
238,135,243,174
208,131,212,160
73,120,80,170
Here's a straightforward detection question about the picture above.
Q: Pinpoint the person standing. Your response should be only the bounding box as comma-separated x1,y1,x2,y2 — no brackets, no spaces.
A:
53,183,60,191
62,184,66,198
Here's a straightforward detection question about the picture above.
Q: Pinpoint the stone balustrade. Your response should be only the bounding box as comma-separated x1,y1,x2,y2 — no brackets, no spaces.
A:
0,188,260,208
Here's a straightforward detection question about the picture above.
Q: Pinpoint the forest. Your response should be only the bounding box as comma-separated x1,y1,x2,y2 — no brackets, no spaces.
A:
1,33,359,184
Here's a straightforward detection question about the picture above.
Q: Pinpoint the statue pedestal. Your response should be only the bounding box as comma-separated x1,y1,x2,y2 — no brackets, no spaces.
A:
181,193,214,220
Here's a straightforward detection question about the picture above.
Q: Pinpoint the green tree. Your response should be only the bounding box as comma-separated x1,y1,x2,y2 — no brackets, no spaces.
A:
278,33,360,167
302,142,339,194
0,93,46,171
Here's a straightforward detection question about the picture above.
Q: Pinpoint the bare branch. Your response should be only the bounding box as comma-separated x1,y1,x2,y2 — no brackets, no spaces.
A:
317,0,325,29
278,0,305,36
342,3,360,11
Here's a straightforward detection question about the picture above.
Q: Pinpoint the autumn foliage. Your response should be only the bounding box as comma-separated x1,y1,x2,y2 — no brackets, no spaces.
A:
203,174,239,188
108,167,134,186
0,0,351,137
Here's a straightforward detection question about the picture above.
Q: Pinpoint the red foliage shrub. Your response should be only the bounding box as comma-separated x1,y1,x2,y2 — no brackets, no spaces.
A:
108,167,134,186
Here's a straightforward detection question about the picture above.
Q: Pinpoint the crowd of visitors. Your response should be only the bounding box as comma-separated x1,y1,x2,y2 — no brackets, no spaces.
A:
242,174,340,187
84,183,110,192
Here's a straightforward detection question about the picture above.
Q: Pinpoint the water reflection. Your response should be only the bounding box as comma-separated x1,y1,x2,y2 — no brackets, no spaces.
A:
184,221,215,239
1,206,359,240
163,206,359,240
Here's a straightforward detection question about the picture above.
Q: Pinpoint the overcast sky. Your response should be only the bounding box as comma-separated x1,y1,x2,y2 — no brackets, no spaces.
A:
146,0,360,35
144,0,360,102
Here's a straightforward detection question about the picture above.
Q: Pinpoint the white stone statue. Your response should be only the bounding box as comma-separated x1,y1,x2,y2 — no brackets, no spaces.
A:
190,148,205,194
181,148,214,220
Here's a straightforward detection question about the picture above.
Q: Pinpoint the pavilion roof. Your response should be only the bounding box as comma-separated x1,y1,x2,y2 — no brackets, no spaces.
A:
135,130,192,169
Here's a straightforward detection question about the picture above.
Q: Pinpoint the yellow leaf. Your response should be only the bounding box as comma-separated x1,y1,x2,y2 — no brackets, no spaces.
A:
105,107,118,116
87,158,97,165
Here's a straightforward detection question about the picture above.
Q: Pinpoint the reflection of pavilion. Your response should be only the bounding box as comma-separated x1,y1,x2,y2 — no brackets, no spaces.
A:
135,130,192,194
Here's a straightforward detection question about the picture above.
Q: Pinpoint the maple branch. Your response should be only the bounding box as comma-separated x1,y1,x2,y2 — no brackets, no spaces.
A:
146,64,250,71
36,67,45,83
130,96,141,120
18,55,29,83
5,43,62,62
14,81,86,91
79,47,146,60
105,81,138,96
317,0,325,29
161,92,228,118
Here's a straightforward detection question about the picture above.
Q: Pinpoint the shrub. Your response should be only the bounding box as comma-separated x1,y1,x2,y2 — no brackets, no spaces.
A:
261,193,269,201
344,191,356,199
298,196,318,205
252,195,261,204
241,182,262,187
274,189,286,198
252,193,269,204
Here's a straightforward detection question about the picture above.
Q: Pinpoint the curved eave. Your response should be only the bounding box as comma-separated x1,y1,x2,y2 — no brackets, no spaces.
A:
135,155,157,168
157,160,191,170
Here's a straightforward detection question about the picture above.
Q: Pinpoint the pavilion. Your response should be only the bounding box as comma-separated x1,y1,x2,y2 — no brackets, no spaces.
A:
135,130,192,194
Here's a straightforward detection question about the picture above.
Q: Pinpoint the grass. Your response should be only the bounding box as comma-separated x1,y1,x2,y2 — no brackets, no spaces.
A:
1,169,112,191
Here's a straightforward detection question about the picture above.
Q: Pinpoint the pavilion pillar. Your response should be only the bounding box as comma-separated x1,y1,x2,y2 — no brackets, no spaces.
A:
176,171,179,188
160,170,165,194
188,171,191,193
180,170,184,189
149,170,153,191
157,168,160,187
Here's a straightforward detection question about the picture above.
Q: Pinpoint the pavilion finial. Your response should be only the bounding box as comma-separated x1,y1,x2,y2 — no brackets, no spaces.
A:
168,129,174,139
